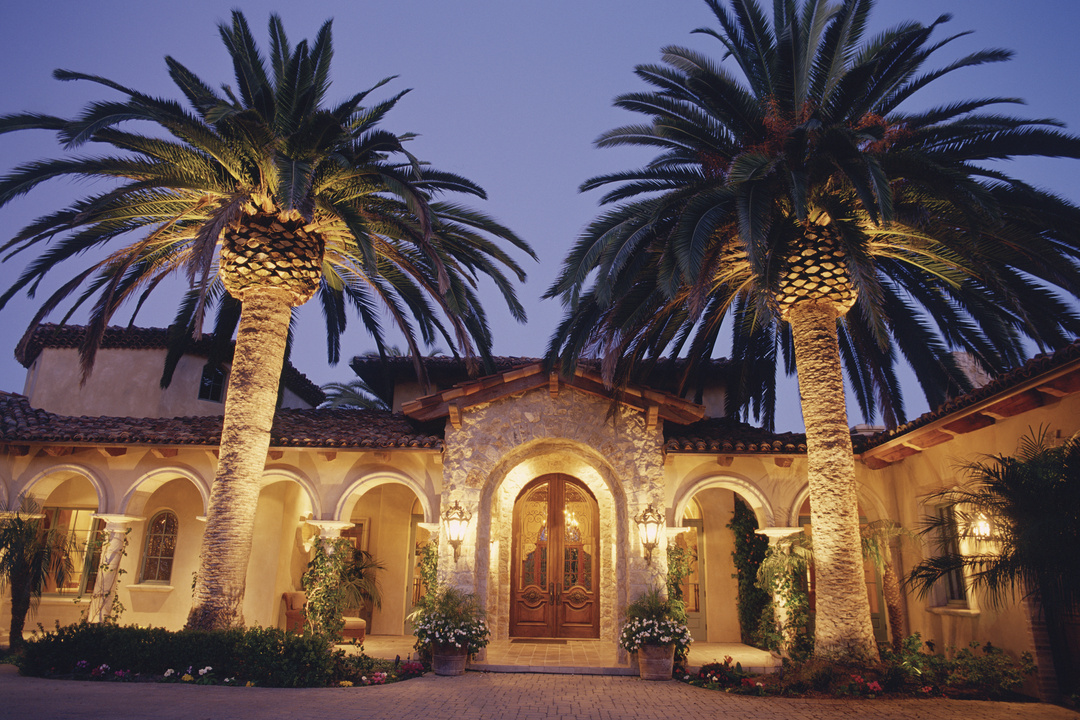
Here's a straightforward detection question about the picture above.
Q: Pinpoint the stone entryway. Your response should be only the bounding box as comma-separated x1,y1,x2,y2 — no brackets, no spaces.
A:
510,474,600,638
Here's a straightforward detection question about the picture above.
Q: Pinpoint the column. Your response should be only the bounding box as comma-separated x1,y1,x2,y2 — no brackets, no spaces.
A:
88,514,141,624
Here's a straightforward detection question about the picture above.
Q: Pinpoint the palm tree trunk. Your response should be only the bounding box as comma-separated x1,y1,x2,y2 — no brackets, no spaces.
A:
9,569,31,649
881,558,905,654
787,300,879,663
187,287,293,630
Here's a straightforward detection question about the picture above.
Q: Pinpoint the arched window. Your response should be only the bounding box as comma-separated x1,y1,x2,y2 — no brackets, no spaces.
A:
140,510,179,583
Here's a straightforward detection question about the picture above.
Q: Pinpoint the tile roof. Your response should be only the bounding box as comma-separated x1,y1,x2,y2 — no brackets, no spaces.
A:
861,339,1080,451
664,417,807,454
0,392,441,450
17,324,325,407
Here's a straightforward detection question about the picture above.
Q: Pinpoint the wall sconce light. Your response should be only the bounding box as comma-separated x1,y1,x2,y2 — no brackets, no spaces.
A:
972,513,992,540
443,501,472,562
634,503,664,565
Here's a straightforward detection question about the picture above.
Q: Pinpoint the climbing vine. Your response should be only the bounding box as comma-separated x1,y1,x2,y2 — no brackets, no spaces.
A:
302,537,352,640
666,542,695,605
727,496,770,647
414,538,438,610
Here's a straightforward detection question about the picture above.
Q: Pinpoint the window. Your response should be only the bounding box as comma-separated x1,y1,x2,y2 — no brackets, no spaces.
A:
936,504,968,605
140,511,179,583
41,507,102,595
198,364,225,402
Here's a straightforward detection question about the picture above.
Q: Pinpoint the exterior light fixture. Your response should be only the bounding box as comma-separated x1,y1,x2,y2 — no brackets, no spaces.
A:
443,501,472,562
972,514,992,540
634,503,664,565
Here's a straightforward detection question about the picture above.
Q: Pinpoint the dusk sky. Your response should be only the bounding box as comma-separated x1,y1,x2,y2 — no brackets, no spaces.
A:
1,0,1078,430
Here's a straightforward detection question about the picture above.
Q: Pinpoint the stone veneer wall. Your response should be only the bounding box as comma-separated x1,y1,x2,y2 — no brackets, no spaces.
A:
437,386,669,654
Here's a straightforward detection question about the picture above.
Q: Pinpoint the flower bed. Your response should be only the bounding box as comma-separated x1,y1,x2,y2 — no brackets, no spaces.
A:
18,622,428,688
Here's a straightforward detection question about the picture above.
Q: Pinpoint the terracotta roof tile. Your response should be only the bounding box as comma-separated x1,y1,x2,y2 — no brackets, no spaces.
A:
0,392,441,450
17,324,325,407
665,417,807,454
861,339,1080,450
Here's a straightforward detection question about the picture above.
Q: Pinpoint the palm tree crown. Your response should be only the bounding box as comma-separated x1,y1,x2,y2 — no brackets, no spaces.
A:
0,11,533,631
547,0,1080,430
0,11,534,376
547,0,1080,663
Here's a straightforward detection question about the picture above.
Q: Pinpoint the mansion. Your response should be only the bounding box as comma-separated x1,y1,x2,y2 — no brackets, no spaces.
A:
1,323,1078,697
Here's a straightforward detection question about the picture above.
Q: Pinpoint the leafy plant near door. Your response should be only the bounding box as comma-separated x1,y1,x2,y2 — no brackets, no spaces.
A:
666,542,695,604
410,585,490,656
727,497,770,647
618,587,692,662
302,538,352,640
755,532,814,660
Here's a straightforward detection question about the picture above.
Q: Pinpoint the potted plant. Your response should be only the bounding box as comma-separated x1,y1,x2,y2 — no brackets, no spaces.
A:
410,585,490,675
619,587,692,680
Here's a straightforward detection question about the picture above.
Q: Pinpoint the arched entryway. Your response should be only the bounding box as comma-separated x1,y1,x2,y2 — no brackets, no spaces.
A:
510,474,600,638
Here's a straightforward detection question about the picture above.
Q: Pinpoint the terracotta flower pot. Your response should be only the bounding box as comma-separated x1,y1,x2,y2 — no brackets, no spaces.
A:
431,643,469,676
637,643,675,681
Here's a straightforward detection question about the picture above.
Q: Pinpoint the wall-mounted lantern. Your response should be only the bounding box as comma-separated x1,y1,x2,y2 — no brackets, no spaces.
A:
634,503,664,565
971,513,992,540
443,501,472,562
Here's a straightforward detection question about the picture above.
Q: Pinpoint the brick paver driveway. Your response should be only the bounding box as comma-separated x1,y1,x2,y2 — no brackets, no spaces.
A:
1,666,1075,720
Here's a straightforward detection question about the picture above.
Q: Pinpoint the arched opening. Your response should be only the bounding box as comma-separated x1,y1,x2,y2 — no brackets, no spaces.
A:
672,486,748,643
123,475,206,629
343,482,428,635
30,473,102,597
509,474,600,638
243,479,314,629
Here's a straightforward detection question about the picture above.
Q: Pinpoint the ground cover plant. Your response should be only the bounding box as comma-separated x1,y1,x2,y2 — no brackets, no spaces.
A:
16,622,427,687
681,634,1036,700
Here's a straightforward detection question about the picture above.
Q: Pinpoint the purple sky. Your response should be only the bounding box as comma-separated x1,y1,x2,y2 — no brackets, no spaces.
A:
1,0,1078,431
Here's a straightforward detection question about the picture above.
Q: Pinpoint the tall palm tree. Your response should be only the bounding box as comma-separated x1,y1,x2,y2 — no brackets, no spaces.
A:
546,0,1080,661
0,497,74,650
907,427,1080,695
0,12,533,630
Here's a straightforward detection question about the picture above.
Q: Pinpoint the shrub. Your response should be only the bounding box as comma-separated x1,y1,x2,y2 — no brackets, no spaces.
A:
20,622,335,687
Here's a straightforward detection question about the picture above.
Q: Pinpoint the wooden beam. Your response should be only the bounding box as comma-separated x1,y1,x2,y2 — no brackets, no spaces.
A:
942,412,995,435
448,402,462,429
904,429,953,450
1036,368,1080,397
646,405,659,430
549,372,559,399
983,390,1044,419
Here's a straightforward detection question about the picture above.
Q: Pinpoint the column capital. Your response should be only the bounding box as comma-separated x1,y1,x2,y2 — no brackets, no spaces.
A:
91,514,142,531
755,526,803,544
305,519,354,538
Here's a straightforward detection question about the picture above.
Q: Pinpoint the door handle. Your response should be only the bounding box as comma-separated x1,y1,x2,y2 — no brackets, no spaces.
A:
549,582,556,606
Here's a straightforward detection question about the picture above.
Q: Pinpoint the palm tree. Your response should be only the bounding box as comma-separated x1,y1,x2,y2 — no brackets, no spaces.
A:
546,0,1080,661
0,497,74,650
907,427,1080,695
0,12,533,630
861,520,914,654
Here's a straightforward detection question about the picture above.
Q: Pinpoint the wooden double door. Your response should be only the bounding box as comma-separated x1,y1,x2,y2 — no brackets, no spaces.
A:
510,474,600,638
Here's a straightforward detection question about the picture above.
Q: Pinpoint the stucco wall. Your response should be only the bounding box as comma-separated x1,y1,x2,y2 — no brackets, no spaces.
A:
25,348,229,418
